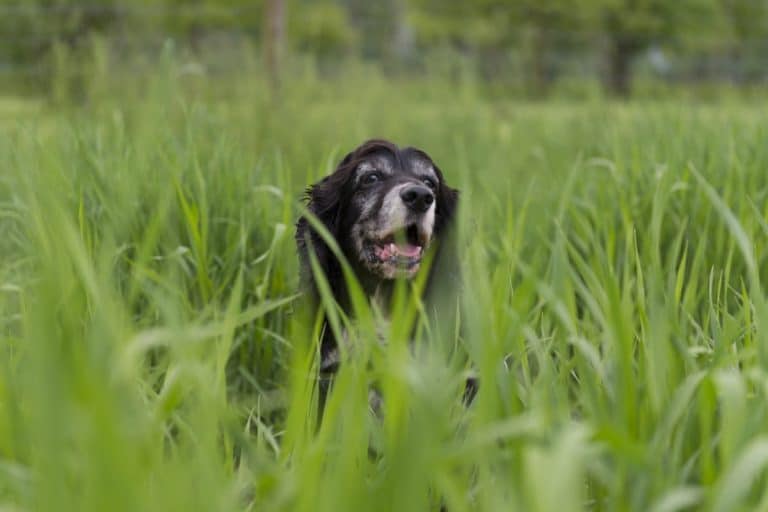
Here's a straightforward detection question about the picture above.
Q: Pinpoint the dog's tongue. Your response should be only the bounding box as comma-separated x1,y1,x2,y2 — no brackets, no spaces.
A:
394,243,421,258
376,242,422,260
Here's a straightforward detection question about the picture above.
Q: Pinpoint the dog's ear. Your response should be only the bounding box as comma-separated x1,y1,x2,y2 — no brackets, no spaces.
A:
425,177,461,335
435,182,459,235
302,149,356,235
295,150,356,295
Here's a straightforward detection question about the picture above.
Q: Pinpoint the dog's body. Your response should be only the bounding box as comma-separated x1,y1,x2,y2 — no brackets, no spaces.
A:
295,139,468,415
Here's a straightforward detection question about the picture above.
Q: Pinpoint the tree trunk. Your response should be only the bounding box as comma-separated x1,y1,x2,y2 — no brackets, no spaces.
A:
263,0,285,93
606,37,636,98
528,26,550,98
392,0,413,63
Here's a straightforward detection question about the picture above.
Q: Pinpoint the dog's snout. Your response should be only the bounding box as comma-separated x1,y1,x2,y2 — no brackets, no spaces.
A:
399,185,434,213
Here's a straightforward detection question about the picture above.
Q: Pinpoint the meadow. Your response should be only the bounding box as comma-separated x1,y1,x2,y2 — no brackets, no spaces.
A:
2,59,768,511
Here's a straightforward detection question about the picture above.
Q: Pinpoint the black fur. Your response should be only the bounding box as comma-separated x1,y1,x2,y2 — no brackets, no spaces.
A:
295,139,467,417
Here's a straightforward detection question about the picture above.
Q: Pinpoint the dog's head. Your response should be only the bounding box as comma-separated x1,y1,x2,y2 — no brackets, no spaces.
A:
297,139,458,286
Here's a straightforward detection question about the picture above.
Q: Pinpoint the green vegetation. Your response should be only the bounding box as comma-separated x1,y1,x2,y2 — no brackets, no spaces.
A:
3,0,768,97
3,59,768,511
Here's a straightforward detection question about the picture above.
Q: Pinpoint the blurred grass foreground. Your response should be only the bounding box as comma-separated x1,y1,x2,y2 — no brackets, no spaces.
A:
3,1,768,511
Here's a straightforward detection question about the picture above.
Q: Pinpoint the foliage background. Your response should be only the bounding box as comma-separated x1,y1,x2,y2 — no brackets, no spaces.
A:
2,0,768,97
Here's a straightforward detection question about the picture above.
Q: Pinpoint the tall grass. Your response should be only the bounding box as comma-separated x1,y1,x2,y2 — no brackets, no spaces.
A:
2,57,768,511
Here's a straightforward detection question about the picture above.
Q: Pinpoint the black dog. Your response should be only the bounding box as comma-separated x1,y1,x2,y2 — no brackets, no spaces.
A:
295,139,471,417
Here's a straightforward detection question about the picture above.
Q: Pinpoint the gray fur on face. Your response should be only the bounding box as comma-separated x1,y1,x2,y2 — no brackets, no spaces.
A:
373,184,435,243
354,157,395,184
347,153,440,280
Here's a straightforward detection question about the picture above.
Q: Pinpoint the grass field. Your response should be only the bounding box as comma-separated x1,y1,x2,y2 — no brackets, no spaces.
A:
3,63,768,511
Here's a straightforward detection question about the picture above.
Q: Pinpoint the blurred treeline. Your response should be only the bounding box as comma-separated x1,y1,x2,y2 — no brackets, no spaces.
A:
2,0,768,98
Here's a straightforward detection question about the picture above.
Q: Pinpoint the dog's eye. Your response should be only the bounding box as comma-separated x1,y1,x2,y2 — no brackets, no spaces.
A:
361,171,382,186
422,177,437,190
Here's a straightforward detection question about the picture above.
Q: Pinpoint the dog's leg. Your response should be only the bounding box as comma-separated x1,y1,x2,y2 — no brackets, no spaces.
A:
462,376,479,405
315,342,340,430
316,372,333,429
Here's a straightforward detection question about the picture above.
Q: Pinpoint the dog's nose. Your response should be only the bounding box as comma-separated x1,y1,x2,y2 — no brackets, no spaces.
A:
400,185,434,213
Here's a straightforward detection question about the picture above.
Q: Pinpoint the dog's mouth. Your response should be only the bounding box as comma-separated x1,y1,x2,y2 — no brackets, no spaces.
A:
367,223,428,274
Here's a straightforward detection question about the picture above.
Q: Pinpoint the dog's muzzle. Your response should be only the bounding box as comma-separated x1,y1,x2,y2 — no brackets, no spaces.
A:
358,182,437,279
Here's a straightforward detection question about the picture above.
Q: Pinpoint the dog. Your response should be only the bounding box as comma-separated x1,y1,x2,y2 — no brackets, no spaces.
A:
295,139,472,418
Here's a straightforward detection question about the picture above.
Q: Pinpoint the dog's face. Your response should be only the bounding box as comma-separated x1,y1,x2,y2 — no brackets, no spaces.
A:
346,147,442,279
299,139,458,283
